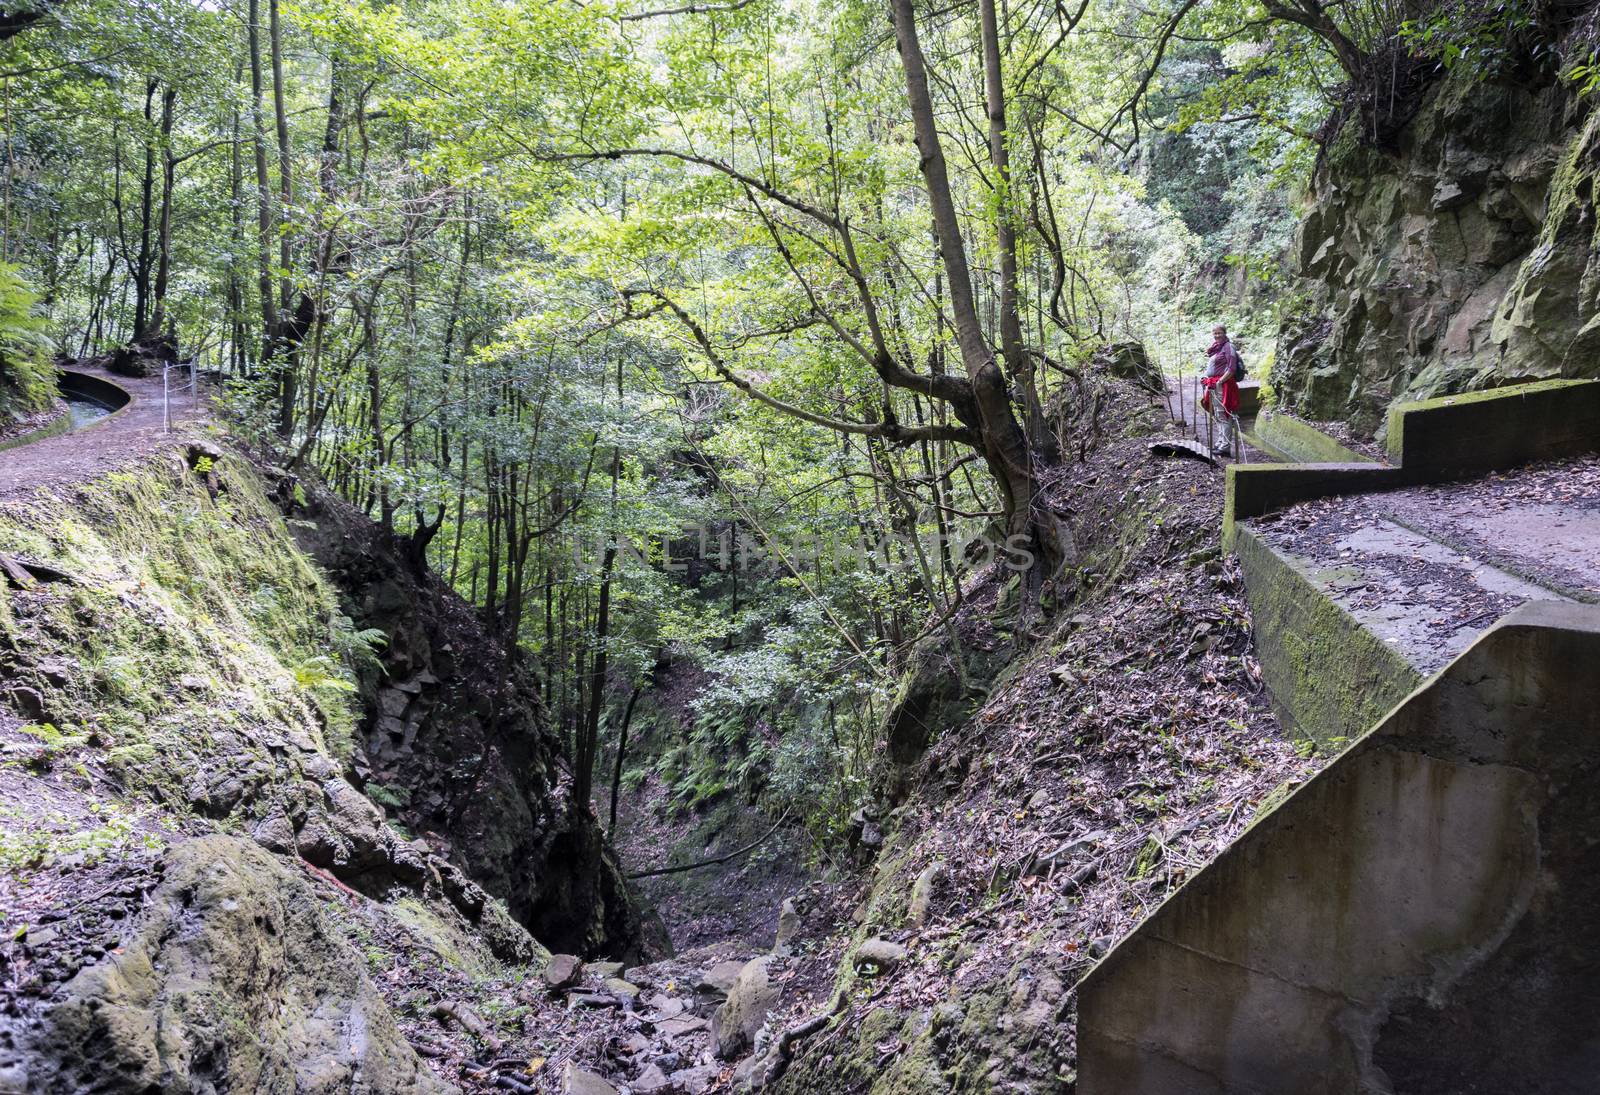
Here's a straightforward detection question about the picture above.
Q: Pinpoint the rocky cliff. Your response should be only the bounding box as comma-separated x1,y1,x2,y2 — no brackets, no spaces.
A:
1275,26,1600,431
282,475,639,958
0,443,636,1092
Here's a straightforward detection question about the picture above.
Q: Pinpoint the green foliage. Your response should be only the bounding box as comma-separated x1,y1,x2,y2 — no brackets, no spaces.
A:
291,654,359,694
0,800,165,875
1400,1,1545,76
13,722,89,767
366,782,412,810
0,0,1321,851
0,263,56,420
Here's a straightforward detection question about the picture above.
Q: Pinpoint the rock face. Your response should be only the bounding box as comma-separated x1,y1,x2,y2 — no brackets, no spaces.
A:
1093,341,1163,393
0,451,646,1093
1275,54,1600,431
283,480,641,959
875,633,1007,802
1,836,449,1095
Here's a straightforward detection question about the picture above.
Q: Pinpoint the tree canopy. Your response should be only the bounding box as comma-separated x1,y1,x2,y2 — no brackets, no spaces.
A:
0,0,1506,825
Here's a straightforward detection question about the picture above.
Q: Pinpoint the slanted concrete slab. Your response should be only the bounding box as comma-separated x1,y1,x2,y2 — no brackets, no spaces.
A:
1078,602,1600,1095
1248,409,1377,465
1255,515,1568,676
1368,457,1600,603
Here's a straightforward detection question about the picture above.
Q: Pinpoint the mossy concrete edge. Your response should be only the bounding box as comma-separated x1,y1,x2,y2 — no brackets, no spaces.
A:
1385,377,1600,472
1234,524,1420,745
1252,410,1376,465
1225,378,1600,537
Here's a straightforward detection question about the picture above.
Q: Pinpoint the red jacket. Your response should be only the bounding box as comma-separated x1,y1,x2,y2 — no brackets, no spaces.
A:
1201,339,1240,415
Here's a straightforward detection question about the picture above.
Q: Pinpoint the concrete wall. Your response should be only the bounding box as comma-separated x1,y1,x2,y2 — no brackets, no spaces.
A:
1385,378,1600,476
1233,526,1420,744
1224,378,1600,546
58,369,132,413
1076,601,1600,1095
1251,409,1377,465
1225,463,1402,547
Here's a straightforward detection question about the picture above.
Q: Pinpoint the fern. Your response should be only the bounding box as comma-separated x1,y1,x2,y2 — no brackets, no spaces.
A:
328,613,387,677
292,655,358,694
0,263,54,420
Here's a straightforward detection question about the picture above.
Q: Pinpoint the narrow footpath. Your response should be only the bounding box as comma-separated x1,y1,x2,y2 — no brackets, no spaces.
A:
0,366,208,497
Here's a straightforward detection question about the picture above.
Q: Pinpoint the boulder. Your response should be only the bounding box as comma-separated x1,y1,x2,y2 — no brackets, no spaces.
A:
907,863,942,928
603,977,641,1003
1092,341,1163,392
544,953,585,990
711,957,779,1059
854,937,909,973
632,1064,672,1093
562,1064,618,1094
773,897,801,955
696,959,746,1000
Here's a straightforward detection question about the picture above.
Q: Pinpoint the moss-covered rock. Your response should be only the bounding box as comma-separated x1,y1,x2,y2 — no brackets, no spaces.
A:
1275,51,1600,432
1,835,451,1094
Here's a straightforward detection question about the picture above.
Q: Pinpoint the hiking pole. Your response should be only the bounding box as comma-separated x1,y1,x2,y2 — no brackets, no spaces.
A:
163,365,171,434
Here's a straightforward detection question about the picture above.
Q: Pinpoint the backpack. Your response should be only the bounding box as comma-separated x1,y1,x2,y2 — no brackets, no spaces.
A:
1231,344,1247,382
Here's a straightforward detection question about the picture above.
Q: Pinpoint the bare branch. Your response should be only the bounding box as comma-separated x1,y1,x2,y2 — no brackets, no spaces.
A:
624,288,978,447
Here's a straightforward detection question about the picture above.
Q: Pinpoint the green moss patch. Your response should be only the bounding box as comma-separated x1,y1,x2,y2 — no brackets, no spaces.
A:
0,450,367,809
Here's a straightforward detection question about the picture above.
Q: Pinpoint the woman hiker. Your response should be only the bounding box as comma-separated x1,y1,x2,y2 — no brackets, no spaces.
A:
1200,324,1241,458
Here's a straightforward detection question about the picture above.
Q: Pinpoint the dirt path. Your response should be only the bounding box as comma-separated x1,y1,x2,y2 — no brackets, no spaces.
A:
1163,373,1262,462
0,365,210,498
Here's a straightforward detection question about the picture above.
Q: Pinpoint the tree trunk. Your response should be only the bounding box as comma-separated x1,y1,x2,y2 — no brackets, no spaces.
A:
229,60,246,376
978,0,1055,463
132,79,157,337
247,0,278,355
269,0,296,437
575,538,616,809
607,685,641,835
890,0,1070,597
143,85,177,341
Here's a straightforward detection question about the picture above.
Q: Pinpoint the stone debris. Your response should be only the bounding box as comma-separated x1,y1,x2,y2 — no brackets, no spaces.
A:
853,937,908,973
695,958,745,1000
631,1063,672,1092
772,897,800,955
710,957,778,1058
907,863,942,928
544,953,585,991
654,1015,710,1039
602,977,641,1002
561,1063,618,1094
